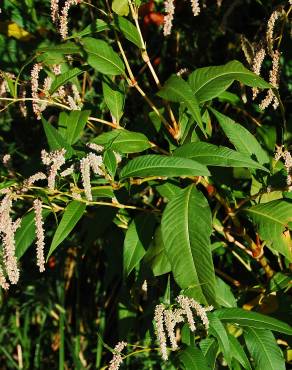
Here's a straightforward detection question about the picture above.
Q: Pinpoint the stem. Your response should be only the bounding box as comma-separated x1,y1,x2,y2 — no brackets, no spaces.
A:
128,0,179,135
0,97,71,111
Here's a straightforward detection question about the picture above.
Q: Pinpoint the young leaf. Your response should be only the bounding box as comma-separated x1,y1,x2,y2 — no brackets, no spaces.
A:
83,38,125,76
244,200,292,261
180,346,211,370
188,60,271,103
92,129,151,153
15,209,51,259
174,142,268,172
210,108,269,165
161,185,216,305
157,75,204,134
102,82,124,122
123,214,156,276
47,201,86,259
244,328,285,370
215,308,292,335
120,155,210,179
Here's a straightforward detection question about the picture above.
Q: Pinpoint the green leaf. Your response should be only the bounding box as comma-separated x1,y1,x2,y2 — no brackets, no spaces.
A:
91,187,114,199
244,328,285,370
114,16,142,48
83,38,125,76
228,334,252,370
42,118,74,158
208,315,232,366
188,60,271,103
200,338,218,370
38,42,82,54
244,200,292,261
92,129,151,153
210,108,269,165
120,155,210,179
103,150,117,178
144,226,171,276
215,277,237,308
161,185,216,305
15,209,51,259
157,75,204,134
102,82,124,122
123,214,156,276
174,142,268,172
215,308,292,335
70,19,110,38
112,0,129,16
58,110,90,145
155,181,182,201
47,201,86,259
180,346,211,370
49,67,86,94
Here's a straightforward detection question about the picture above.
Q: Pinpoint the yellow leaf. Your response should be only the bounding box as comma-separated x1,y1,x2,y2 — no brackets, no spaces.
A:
0,21,32,41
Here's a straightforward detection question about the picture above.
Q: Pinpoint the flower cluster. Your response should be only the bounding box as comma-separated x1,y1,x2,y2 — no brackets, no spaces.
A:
29,62,83,119
33,199,46,272
80,152,104,201
41,148,67,190
164,0,201,36
50,0,79,39
241,8,283,110
0,191,20,288
275,146,292,189
108,341,127,370
154,295,213,360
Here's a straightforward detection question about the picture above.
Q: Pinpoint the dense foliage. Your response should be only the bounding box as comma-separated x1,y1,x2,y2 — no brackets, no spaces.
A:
0,0,292,369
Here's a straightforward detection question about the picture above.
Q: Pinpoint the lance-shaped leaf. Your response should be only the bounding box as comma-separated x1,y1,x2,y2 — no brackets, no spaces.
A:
228,334,252,370
188,60,271,103
42,118,74,158
47,201,86,259
215,308,292,335
123,214,156,276
208,314,232,366
113,16,142,48
174,142,268,172
161,185,216,305
244,328,285,370
244,200,292,261
49,67,87,94
144,226,171,276
102,82,124,122
180,346,211,370
83,38,125,76
210,108,269,165
120,155,210,179
92,129,150,153
58,110,90,145
157,75,204,133
200,338,218,369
